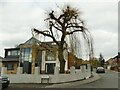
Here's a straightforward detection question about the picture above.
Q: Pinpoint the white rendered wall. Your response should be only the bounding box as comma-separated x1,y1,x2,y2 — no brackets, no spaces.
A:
4,65,92,84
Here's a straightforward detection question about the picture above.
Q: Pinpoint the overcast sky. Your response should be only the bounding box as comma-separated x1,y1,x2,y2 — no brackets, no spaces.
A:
0,0,118,60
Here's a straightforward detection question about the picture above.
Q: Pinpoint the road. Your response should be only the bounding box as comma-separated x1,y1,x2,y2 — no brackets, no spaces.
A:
71,70,119,88
2,70,119,90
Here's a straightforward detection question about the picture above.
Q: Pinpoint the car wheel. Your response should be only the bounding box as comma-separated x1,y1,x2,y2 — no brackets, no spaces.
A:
2,85,8,88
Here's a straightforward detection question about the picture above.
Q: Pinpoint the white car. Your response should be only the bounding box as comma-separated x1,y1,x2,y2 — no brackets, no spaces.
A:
0,75,10,88
96,67,105,73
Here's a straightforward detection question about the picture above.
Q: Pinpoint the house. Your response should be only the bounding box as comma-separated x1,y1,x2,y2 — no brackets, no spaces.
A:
106,52,120,72
111,52,120,72
19,37,69,74
3,36,87,74
2,48,20,74
68,52,83,69
2,37,68,74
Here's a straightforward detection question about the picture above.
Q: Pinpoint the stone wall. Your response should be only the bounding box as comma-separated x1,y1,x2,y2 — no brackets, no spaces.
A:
1,64,92,83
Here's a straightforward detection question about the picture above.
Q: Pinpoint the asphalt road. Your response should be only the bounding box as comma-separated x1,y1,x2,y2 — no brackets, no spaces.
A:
71,70,119,88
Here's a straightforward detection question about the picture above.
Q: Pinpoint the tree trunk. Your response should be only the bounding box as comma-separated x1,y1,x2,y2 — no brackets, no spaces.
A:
58,47,66,73
59,59,65,73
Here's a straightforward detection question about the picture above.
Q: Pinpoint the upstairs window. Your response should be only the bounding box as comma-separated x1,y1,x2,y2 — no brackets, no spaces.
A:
7,50,20,56
8,51,11,56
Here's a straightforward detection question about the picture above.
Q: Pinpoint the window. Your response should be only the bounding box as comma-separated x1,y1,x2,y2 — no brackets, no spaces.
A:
8,51,11,56
5,64,14,70
21,48,32,62
7,50,20,56
11,50,18,56
46,51,56,61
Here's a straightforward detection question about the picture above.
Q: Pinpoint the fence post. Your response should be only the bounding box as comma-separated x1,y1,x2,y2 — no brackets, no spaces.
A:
17,67,23,74
54,66,59,83
70,66,75,75
80,65,86,79
35,67,40,75
1,67,7,74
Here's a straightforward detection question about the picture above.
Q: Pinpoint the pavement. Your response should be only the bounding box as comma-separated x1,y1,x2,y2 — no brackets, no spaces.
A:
107,69,120,73
45,72,100,88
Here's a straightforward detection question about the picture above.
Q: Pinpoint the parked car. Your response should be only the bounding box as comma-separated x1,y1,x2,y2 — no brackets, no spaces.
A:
0,75,10,88
96,67,105,73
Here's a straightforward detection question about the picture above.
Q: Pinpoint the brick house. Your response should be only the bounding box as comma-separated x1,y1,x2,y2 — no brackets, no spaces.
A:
111,52,120,72
68,52,83,69
2,48,20,74
107,52,120,72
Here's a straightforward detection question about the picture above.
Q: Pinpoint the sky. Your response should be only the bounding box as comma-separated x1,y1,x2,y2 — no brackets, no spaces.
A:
0,0,119,60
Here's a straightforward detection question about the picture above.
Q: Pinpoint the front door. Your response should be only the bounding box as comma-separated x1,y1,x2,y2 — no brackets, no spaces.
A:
23,61,31,74
46,63,55,74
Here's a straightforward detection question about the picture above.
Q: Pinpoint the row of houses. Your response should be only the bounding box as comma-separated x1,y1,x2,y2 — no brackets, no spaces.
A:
0,36,83,74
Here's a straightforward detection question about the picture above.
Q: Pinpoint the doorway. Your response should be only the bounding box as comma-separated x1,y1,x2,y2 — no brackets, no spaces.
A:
45,63,55,74
23,61,31,74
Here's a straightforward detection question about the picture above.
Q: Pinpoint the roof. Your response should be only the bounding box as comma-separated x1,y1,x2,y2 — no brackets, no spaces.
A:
24,37,40,45
22,37,59,51
113,52,120,59
4,48,20,50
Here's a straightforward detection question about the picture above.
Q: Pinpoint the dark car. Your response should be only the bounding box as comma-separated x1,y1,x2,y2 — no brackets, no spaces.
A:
0,75,10,88
96,67,105,73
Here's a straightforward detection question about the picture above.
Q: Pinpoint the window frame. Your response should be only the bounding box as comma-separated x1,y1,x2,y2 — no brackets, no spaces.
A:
5,64,14,70
7,50,20,56
45,51,56,61
21,48,32,62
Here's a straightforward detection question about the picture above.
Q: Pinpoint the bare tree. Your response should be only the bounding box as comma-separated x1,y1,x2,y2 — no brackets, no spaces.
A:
33,5,93,73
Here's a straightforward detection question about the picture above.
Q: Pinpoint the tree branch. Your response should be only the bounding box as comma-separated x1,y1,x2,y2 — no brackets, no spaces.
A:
67,25,84,28
33,28,59,45
49,24,54,37
58,14,64,20
66,29,83,35
51,22,62,32
49,12,63,27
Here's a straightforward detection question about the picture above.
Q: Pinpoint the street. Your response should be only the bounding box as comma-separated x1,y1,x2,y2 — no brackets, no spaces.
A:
2,70,119,90
71,70,119,88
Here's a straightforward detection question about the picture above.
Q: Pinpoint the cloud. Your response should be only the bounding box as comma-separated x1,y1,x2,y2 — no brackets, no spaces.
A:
0,2,46,34
92,30,118,59
0,1,118,60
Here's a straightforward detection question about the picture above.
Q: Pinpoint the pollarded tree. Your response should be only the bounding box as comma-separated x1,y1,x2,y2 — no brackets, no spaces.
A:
33,5,93,73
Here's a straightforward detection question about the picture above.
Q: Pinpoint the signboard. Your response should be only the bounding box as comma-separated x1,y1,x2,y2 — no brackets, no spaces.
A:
41,75,49,79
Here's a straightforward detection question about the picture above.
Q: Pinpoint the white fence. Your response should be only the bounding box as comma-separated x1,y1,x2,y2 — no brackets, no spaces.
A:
1,64,92,84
